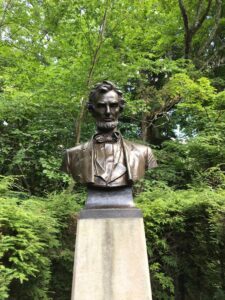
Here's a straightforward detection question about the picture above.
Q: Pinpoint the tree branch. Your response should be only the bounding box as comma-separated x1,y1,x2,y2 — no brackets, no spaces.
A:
0,0,12,30
195,0,204,21
200,44,225,70
178,0,213,59
75,1,110,145
86,5,109,86
178,0,191,58
190,0,212,35
148,95,182,127
197,0,222,56
178,0,189,32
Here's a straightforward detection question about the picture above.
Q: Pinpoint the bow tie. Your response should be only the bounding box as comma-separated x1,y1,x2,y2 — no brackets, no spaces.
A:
94,132,120,143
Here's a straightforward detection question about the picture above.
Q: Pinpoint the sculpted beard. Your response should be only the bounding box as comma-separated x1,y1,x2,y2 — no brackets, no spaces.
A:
96,120,119,130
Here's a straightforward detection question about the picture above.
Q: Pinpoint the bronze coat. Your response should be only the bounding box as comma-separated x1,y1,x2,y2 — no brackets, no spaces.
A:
62,137,157,185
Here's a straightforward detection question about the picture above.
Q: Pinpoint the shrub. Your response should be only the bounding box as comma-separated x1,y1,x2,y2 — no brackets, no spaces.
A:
0,176,83,300
136,185,225,300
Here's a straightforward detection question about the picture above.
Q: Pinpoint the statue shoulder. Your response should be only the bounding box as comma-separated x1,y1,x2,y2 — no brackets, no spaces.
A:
66,140,91,155
123,139,157,169
123,139,151,152
61,140,92,174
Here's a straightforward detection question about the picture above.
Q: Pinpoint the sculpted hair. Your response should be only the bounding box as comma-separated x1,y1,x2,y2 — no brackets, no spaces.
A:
87,80,125,111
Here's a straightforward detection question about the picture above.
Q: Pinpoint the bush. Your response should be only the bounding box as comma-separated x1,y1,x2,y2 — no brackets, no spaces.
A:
1,175,225,300
0,198,58,299
136,185,225,300
0,176,84,300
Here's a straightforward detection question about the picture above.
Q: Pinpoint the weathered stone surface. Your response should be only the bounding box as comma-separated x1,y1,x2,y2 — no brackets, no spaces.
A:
71,209,152,300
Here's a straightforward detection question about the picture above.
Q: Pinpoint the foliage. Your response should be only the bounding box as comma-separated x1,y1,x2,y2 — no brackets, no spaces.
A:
0,180,57,299
0,176,83,300
2,175,225,300
137,185,225,300
0,0,225,299
0,0,224,193
46,186,85,300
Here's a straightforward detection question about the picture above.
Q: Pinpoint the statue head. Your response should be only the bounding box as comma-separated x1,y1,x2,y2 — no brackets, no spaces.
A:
88,81,125,132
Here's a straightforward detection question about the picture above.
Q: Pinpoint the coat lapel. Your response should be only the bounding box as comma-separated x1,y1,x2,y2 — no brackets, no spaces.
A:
121,138,133,183
122,138,146,183
81,139,94,183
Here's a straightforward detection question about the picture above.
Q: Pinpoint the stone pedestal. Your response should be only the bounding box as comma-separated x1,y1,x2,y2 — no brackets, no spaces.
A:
71,208,152,300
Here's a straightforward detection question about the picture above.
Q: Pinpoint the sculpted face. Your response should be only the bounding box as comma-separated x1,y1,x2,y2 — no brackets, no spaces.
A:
92,90,121,132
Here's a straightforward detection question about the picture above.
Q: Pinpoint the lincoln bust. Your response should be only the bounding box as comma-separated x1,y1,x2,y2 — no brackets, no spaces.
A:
62,81,157,191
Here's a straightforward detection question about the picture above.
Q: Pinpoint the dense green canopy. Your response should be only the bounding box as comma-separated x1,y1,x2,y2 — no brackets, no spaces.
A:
0,0,225,299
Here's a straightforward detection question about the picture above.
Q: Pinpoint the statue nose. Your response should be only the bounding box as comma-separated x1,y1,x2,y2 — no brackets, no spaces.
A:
105,105,110,115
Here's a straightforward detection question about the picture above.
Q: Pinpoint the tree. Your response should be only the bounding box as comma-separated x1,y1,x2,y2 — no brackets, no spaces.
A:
1,1,225,298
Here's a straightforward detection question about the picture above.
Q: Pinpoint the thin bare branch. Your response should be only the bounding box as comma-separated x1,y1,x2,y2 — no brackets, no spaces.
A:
195,0,204,21
82,18,94,56
75,0,110,145
190,0,212,35
200,44,225,70
178,0,213,58
214,110,225,123
143,95,182,130
0,0,12,30
86,4,109,86
198,0,222,56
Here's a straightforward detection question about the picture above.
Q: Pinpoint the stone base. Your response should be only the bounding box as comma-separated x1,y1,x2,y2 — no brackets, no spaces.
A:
86,187,134,208
71,208,152,300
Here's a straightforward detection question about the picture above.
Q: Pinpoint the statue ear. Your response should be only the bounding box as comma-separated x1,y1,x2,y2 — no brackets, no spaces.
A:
87,102,94,112
119,100,126,112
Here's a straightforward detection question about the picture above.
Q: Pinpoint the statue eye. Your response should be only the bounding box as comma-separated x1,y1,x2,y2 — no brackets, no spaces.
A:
96,103,106,108
110,103,119,108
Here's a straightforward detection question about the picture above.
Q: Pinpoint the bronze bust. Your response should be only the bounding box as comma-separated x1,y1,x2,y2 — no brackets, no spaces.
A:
62,81,157,207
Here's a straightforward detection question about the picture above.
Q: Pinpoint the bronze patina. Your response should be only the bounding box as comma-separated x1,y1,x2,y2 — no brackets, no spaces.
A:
62,81,157,207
